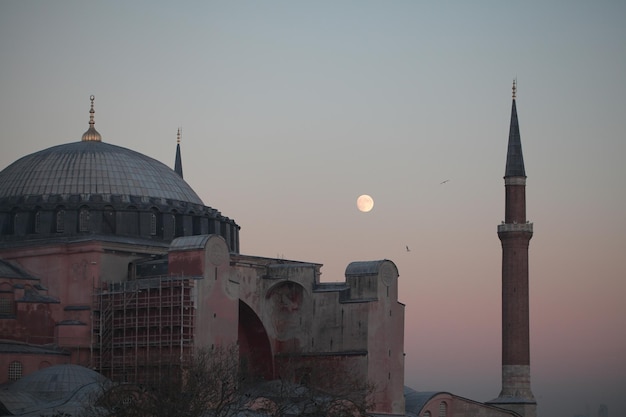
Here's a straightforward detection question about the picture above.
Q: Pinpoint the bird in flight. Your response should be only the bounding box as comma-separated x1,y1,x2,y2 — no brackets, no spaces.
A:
440,179,450,184
406,245,411,252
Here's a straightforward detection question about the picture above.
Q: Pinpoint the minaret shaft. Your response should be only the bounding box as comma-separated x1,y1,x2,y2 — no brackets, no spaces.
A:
500,230,531,366
504,182,527,224
498,178,533,401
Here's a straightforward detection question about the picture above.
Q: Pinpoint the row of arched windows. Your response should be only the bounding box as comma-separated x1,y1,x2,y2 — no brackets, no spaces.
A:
4,205,239,252
8,206,160,235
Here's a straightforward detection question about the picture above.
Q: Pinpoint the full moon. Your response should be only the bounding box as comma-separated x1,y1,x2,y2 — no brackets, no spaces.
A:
356,194,374,212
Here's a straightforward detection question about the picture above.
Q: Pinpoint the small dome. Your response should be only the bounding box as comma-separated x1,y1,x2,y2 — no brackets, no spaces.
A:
0,364,109,416
8,364,107,401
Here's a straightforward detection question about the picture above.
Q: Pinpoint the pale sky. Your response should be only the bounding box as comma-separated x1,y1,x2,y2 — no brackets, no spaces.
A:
1,2,625,416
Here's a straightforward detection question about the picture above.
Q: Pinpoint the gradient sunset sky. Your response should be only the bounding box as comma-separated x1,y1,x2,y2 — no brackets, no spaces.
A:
1,2,625,416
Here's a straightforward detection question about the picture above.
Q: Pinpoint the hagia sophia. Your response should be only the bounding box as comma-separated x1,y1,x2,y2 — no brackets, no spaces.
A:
0,85,536,417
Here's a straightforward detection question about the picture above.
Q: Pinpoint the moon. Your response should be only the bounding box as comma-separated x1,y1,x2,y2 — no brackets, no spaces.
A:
356,194,374,212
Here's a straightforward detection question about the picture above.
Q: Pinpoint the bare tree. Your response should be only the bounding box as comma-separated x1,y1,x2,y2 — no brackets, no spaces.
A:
246,354,376,417
81,344,252,417
81,345,375,417
180,344,251,417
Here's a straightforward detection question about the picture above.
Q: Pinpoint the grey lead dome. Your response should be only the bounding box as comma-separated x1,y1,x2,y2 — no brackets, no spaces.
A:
0,140,204,205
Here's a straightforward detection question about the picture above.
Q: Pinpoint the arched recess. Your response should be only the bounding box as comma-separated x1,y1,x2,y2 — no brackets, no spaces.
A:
238,300,273,380
266,281,306,340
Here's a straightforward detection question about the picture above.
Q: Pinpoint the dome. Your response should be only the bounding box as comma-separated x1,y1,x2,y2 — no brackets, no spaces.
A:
0,140,204,206
0,96,239,253
8,364,107,401
0,364,109,416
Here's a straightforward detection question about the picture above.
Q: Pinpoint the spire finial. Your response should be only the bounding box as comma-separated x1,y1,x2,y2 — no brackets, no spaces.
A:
177,127,181,144
81,94,102,142
89,95,95,127
505,81,525,178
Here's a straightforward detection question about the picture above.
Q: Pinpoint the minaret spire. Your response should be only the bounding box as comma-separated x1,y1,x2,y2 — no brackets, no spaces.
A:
488,82,536,417
505,80,525,178
174,128,183,178
81,95,102,142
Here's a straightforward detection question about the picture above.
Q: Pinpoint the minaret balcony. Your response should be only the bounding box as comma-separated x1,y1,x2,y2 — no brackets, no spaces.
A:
498,222,533,233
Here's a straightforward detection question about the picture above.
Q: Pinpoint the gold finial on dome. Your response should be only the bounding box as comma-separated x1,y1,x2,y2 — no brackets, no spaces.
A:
512,79,517,100
81,95,102,142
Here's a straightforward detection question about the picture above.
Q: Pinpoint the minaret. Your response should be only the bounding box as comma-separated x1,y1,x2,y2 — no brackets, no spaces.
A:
488,81,537,417
174,128,183,178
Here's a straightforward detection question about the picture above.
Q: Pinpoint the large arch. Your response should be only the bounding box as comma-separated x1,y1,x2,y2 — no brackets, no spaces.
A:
238,300,273,380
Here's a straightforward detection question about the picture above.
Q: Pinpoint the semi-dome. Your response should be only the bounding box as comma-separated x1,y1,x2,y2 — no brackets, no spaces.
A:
0,140,203,205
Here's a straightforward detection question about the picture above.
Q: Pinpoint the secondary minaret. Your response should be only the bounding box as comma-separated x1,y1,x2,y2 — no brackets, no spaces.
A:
174,128,183,178
488,81,537,417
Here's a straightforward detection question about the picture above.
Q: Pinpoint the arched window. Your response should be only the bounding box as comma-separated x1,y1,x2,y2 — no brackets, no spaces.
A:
150,208,161,237
56,208,65,233
11,209,19,234
439,401,447,417
79,206,90,232
191,213,201,235
424,412,431,417
103,205,116,234
150,212,157,236
170,212,178,237
34,210,41,233
0,283,15,317
8,361,22,381
174,213,184,237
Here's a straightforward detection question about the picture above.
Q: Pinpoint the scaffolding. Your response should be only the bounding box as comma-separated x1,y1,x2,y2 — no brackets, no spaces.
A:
92,276,195,384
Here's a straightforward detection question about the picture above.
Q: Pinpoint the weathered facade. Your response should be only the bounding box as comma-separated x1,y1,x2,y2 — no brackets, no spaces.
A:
0,97,405,415
0,88,534,417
